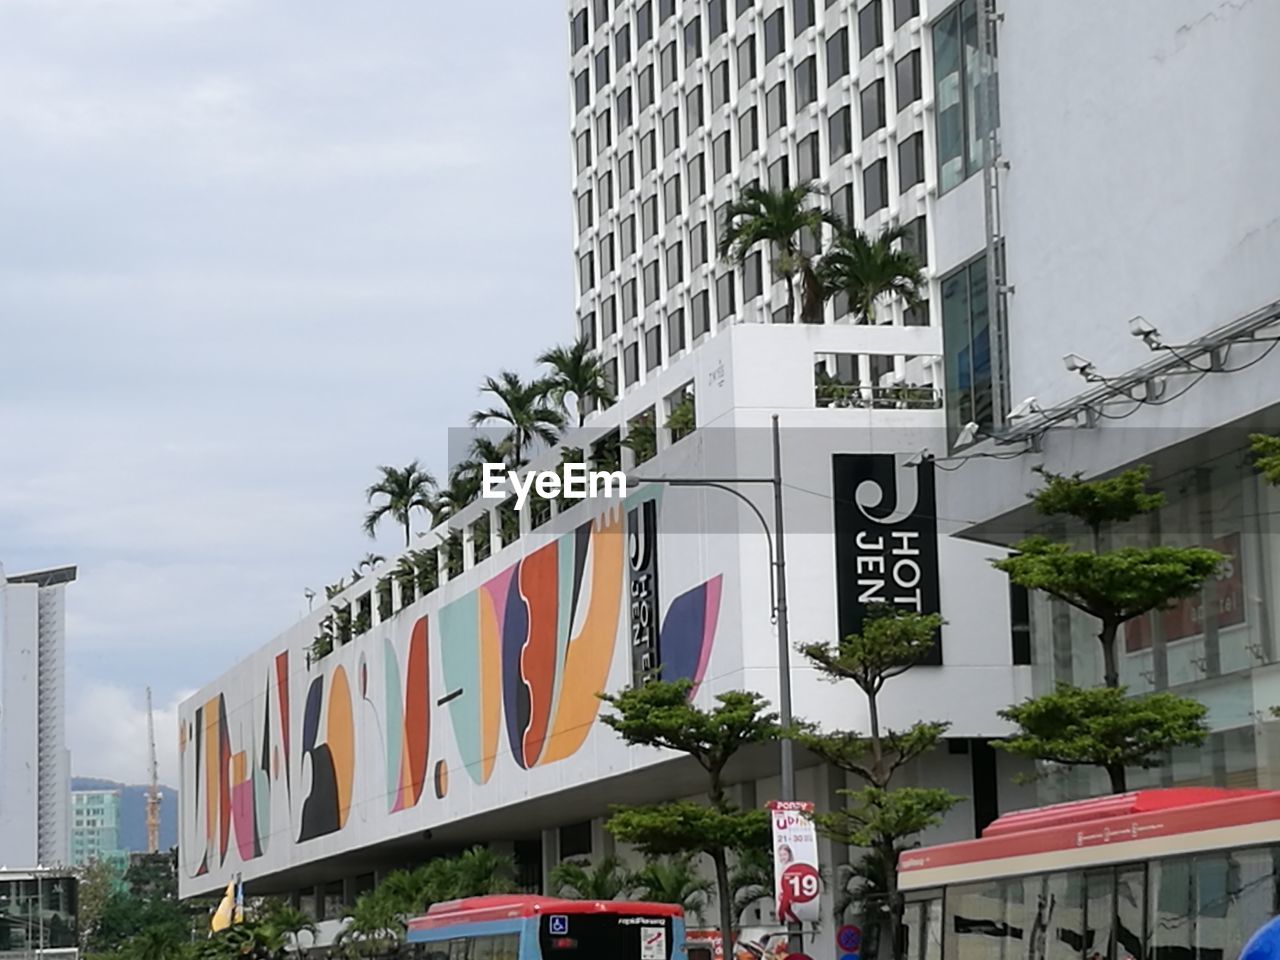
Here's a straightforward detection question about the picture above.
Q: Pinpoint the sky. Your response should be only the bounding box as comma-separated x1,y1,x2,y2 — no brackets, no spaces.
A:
0,0,570,788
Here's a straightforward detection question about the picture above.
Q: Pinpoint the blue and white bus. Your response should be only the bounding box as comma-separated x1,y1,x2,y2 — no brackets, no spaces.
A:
406,895,688,960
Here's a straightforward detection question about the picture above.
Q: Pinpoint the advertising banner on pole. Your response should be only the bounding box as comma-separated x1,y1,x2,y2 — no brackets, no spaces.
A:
768,800,821,924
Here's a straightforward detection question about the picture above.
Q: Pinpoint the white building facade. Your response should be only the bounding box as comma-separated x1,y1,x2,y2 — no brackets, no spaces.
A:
935,0,1280,804
0,566,75,868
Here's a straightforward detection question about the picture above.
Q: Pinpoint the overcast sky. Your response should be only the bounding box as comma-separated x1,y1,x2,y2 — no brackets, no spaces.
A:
0,0,569,787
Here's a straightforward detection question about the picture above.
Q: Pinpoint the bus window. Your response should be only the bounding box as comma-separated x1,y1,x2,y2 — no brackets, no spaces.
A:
904,898,942,960
492,933,520,960
472,936,495,960
1084,870,1115,959
448,938,468,960
1150,857,1192,959
1114,866,1144,960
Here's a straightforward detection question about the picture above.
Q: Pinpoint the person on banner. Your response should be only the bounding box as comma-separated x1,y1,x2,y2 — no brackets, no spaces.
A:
774,845,802,924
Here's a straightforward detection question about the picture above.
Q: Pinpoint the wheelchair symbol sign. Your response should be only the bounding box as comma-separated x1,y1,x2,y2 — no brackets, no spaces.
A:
549,916,569,936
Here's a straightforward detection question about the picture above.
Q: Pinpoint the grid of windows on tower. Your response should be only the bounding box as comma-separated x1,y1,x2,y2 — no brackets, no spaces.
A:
567,0,998,387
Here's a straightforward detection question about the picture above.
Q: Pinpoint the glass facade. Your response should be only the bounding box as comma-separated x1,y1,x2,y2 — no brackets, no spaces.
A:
0,875,78,957
941,255,991,444
932,0,998,193
909,845,1280,960
1024,443,1280,802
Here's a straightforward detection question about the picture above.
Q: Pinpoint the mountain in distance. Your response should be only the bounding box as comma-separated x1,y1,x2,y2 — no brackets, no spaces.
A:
71,777,177,853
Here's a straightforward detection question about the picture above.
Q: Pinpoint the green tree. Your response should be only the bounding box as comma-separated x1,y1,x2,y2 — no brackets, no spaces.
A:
538,337,614,428
795,607,959,960
599,680,777,953
363,461,438,547
627,855,716,923
339,891,403,957
124,925,186,960
76,858,124,950
1251,433,1280,485
718,180,839,323
470,370,565,466
814,225,924,325
549,856,632,901
998,684,1207,794
992,466,1222,793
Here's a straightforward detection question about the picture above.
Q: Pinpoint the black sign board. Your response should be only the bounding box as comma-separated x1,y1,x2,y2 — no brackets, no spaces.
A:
627,498,661,684
833,454,942,664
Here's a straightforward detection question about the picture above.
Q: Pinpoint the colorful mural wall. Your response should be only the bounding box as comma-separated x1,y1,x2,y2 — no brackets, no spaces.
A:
179,493,727,895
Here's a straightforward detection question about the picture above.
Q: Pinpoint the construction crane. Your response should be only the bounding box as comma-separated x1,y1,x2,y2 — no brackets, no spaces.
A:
145,686,161,854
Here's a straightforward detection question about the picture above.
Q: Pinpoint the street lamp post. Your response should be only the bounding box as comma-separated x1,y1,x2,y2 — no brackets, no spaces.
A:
632,414,801,953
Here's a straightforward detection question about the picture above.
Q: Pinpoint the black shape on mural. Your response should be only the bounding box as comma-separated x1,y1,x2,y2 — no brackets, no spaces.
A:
297,676,341,842
832,454,942,664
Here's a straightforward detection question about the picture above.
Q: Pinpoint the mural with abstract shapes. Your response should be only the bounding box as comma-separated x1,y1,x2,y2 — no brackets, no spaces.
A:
179,492,728,894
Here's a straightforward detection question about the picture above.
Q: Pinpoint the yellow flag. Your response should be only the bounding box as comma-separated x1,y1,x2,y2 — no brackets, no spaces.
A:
211,881,235,933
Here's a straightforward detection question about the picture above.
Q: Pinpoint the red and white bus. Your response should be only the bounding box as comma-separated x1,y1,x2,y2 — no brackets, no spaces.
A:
406,895,687,960
898,788,1280,960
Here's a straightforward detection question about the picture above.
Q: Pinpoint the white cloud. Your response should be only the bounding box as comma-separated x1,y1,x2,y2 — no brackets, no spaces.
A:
67,680,188,787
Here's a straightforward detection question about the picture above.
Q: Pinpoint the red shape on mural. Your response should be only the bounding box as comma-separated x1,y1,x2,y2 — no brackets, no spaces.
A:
519,544,559,767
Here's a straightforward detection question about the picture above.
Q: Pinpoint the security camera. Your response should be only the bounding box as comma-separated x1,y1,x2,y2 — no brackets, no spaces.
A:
1128,315,1162,349
1008,396,1041,420
1062,353,1097,381
955,421,981,446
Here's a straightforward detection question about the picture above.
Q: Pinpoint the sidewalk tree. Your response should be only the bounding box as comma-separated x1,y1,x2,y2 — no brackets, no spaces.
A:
793,606,960,960
599,680,777,953
627,855,717,922
993,467,1220,792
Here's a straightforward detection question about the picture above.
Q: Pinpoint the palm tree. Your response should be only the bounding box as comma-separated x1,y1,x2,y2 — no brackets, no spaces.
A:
627,855,716,923
128,927,185,960
357,552,385,573
550,856,632,901
538,337,614,428
815,225,925,325
718,180,841,323
729,847,775,926
262,903,318,958
338,891,402,958
469,371,565,466
363,461,438,547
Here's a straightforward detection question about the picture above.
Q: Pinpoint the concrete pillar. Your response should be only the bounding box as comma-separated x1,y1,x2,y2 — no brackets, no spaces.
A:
541,827,560,895
592,817,615,859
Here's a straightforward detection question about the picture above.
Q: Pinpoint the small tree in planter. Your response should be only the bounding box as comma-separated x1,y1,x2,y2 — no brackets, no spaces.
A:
442,530,464,579
793,607,959,960
409,548,439,595
393,558,416,609
624,409,658,466
376,578,394,621
334,605,353,646
993,466,1222,792
666,390,697,443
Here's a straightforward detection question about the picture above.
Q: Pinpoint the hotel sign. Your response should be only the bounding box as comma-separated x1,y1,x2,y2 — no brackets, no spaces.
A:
832,454,942,664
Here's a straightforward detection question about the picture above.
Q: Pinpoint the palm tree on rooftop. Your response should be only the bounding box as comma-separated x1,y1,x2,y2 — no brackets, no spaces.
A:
718,180,842,323
363,461,438,547
815,224,925,325
469,370,565,466
537,336,614,428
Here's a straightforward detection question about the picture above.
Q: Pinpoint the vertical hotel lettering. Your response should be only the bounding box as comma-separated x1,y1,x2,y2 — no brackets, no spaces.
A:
832,454,943,663
627,499,661,684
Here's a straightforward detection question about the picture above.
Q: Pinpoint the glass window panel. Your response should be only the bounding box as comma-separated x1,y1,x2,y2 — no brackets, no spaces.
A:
663,107,681,153
636,1,653,44
664,174,682,220
709,0,728,38
601,294,618,335
764,9,785,62
858,0,883,58
639,64,655,108
692,289,711,335
716,270,736,320
863,158,887,215
619,150,635,192
795,55,818,108
743,251,763,300
577,130,593,171
571,9,590,53
861,79,886,137
766,81,787,133
738,35,757,86
661,40,678,87
794,0,815,35
896,49,922,110
659,0,674,20
575,69,592,113
797,132,819,182
595,46,611,90
713,130,733,180
899,131,925,191
894,0,919,28
933,5,964,191
617,87,634,129
768,156,789,191
1084,870,1115,960
643,259,661,303
739,107,758,157
616,23,632,65
1114,867,1145,960
621,214,636,257
1150,858,1193,959
826,27,849,84
691,221,708,266
644,324,662,368
711,61,731,109
688,154,706,199
624,342,640,383
829,106,852,161
684,16,703,64
667,308,686,354
686,86,704,132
